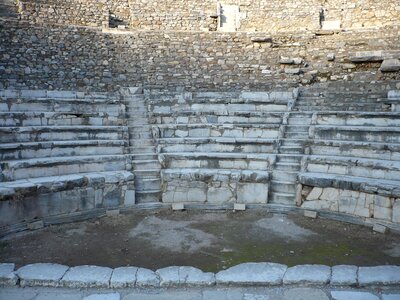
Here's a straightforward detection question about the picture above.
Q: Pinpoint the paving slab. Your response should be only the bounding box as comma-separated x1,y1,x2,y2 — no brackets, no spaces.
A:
60,265,113,288
16,263,69,287
202,289,244,300
382,295,400,300
331,265,358,286
331,291,380,300
216,262,287,286
84,293,121,300
283,265,331,285
110,267,138,288
135,267,159,287
0,263,18,286
358,266,400,286
123,291,202,300
283,288,329,300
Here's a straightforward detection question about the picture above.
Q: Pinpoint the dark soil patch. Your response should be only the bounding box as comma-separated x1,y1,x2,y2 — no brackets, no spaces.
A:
1,209,399,272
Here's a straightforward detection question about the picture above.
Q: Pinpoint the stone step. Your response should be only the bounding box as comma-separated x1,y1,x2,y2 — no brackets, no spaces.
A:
133,169,161,178
132,160,161,171
271,180,296,193
279,146,303,154
0,140,126,160
130,139,155,147
269,192,296,205
284,132,309,139
128,146,157,154
275,162,300,171
128,118,150,125
135,177,161,191
0,126,127,143
272,170,298,181
135,190,161,203
287,117,312,125
0,154,127,181
280,139,307,146
277,154,302,161
130,153,158,160
129,131,153,139
285,125,309,133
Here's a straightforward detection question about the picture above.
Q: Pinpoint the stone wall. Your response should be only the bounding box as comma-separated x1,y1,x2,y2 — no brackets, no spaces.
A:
18,0,108,27
301,186,400,225
1,21,399,92
15,0,400,31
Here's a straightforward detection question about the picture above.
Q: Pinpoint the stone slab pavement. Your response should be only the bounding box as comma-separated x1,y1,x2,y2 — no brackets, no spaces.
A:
1,286,400,300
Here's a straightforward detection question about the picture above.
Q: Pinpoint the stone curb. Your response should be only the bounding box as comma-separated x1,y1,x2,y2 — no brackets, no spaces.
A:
1,262,399,288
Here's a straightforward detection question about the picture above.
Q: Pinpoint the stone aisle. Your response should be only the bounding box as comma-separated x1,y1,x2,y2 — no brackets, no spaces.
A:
1,286,400,300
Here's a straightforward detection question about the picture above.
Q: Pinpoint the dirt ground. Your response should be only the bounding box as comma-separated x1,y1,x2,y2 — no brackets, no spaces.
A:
1,209,400,272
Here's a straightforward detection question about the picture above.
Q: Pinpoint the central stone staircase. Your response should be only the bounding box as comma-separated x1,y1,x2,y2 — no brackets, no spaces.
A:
270,112,312,204
124,89,162,203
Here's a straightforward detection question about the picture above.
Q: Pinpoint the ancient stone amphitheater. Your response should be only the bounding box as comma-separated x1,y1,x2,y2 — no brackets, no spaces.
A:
1,0,400,236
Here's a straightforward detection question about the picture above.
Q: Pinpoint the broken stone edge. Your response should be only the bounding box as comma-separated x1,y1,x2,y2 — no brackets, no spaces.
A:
1,263,399,288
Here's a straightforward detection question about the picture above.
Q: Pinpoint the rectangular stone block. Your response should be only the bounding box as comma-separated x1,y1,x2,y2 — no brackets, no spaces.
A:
0,263,18,286
234,203,246,211
17,263,69,287
237,183,268,204
172,203,185,211
61,265,113,288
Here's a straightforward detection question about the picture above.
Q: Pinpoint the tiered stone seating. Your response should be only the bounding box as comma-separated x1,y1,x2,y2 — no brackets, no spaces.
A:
148,90,296,205
0,90,135,232
298,107,400,224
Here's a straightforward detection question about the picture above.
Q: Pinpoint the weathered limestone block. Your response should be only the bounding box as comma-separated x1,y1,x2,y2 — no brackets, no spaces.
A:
216,262,287,285
331,265,358,286
237,183,269,204
17,263,69,287
110,267,138,288
0,263,18,286
156,266,215,286
380,59,400,72
350,51,383,62
283,265,331,284
61,265,113,288
358,266,400,285
135,268,159,287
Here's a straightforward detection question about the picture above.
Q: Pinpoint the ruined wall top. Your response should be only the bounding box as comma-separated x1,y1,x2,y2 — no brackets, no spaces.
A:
15,0,400,32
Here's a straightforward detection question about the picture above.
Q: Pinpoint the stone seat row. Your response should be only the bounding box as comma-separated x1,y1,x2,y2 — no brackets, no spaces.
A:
152,111,286,125
0,97,125,116
153,123,281,139
0,125,128,143
0,154,129,182
0,111,124,127
0,140,126,161
307,139,400,161
161,168,271,204
157,137,278,154
0,170,135,233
